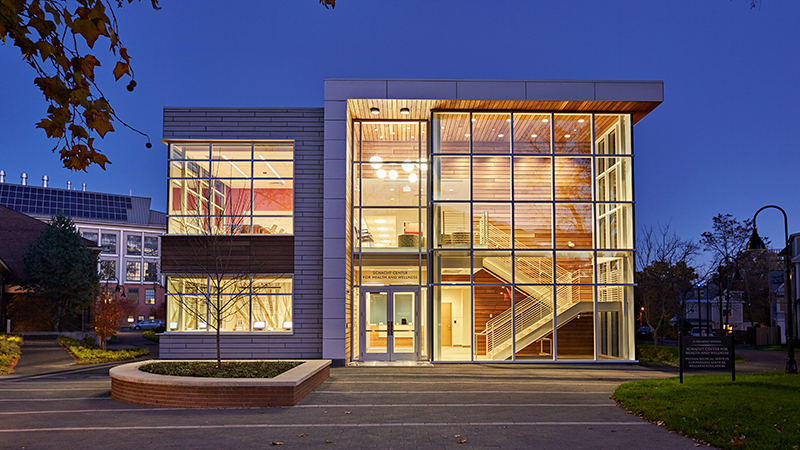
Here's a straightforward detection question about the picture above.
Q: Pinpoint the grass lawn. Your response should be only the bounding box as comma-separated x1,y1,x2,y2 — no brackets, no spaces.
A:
613,372,800,449
139,361,301,378
0,335,23,374
57,336,149,364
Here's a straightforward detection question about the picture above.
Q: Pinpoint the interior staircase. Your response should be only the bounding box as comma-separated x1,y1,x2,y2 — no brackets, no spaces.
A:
474,218,593,360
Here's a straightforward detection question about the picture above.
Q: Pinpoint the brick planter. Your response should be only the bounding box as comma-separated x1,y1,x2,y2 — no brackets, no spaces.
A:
110,360,330,408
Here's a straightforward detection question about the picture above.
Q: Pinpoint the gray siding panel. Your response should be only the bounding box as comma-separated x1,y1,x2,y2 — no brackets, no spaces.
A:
162,107,324,359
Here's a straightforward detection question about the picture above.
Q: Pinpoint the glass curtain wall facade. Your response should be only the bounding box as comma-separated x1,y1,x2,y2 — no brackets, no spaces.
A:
166,142,294,334
168,142,294,235
350,122,428,361
431,112,634,362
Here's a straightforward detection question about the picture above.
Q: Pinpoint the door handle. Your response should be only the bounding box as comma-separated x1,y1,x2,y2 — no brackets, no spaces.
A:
388,321,393,335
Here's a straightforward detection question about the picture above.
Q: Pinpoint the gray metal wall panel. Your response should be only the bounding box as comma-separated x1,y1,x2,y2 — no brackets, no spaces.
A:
161,107,324,359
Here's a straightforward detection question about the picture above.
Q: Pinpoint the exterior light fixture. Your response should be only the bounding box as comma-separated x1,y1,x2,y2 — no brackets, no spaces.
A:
369,155,383,169
370,107,380,115
400,107,410,115
746,205,796,374
376,169,387,178
388,170,398,180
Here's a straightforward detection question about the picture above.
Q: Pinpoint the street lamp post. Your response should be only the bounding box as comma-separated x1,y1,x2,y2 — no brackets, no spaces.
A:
747,205,797,374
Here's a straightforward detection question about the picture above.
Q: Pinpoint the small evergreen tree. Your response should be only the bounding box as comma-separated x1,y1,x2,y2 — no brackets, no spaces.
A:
23,212,99,331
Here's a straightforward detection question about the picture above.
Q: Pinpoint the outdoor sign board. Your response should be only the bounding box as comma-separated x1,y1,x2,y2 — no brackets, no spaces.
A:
679,335,735,382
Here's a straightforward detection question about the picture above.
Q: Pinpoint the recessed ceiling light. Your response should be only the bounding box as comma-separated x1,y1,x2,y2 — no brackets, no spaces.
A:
377,227,389,231
400,107,410,115
389,188,394,191
564,134,571,138
472,118,476,122
532,134,538,138
379,234,390,238
578,119,585,123
449,188,454,191
465,133,470,137
421,130,425,133
375,219,388,223
542,119,549,123
498,134,504,137
406,127,410,129
411,136,415,139
390,197,395,200
374,128,378,132
392,132,396,135
506,118,511,122
370,107,380,115
380,136,384,139
381,240,391,243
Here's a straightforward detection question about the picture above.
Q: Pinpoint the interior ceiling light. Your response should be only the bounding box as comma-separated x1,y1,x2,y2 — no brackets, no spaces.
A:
506,118,511,122
379,234,390,238
408,173,418,182
374,128,378,132
578,119,585,123
400,107,410,115
388,170,398,180
402,160,414,172
411,136,415,139
369,155,383,169
377,227,389,231
376,169,387,178
380,136,384,139
565,134,571,138
498,134,504,138
370,107,380,115
258,155,285,184
222,155,247,177
532,134,538,138
465,133,470,137
542,118,549,123
375,219,388,223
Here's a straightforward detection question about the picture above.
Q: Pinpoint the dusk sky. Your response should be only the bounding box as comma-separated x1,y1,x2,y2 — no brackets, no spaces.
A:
1,0,798,269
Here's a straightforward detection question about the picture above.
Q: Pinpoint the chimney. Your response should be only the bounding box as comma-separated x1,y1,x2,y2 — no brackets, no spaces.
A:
0,170,5,183
42,175,49,187
67,181,72,190
21,173,27,186
82,183,86,192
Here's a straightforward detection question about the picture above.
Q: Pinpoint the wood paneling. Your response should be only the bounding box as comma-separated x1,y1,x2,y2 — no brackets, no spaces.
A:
161,235,294,275
348,99,661,125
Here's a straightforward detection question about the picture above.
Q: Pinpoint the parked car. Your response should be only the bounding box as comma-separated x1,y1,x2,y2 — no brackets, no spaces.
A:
636,327,654,341
131,319,164,330
690,327,714,337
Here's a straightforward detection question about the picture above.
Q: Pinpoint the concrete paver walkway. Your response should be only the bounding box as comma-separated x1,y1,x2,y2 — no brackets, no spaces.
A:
2,338,788,449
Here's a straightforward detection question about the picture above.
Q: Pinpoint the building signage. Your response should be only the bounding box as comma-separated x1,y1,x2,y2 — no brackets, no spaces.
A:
361,269,421,284
680,335,735,382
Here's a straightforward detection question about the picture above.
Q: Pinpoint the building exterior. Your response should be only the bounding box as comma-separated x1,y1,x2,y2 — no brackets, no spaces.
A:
0,177,167,325
161,78,663,364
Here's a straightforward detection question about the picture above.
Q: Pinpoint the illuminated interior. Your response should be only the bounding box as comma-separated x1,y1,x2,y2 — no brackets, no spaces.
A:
167,143,294,235
350,111,635,362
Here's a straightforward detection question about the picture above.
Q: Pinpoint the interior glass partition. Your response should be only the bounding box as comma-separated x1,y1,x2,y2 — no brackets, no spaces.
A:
431,111,634,362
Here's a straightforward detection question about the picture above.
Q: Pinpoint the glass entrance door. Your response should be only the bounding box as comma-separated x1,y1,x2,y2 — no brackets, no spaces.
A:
362,287,419,361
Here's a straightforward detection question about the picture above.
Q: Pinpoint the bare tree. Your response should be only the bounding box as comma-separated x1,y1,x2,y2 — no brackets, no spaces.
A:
166,179,289,369
636,223,701,346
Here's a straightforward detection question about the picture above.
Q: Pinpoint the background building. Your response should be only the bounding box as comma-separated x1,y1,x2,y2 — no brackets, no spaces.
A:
0,175,166,326
160,78,662,365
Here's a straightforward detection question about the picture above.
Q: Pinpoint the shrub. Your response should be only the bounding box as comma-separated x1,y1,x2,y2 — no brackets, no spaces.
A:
139,360,301,378
58,335,148,364
0,335,23,374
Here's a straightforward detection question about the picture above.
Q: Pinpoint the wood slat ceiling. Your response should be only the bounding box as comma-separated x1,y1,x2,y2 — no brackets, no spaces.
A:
348,99,660,124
